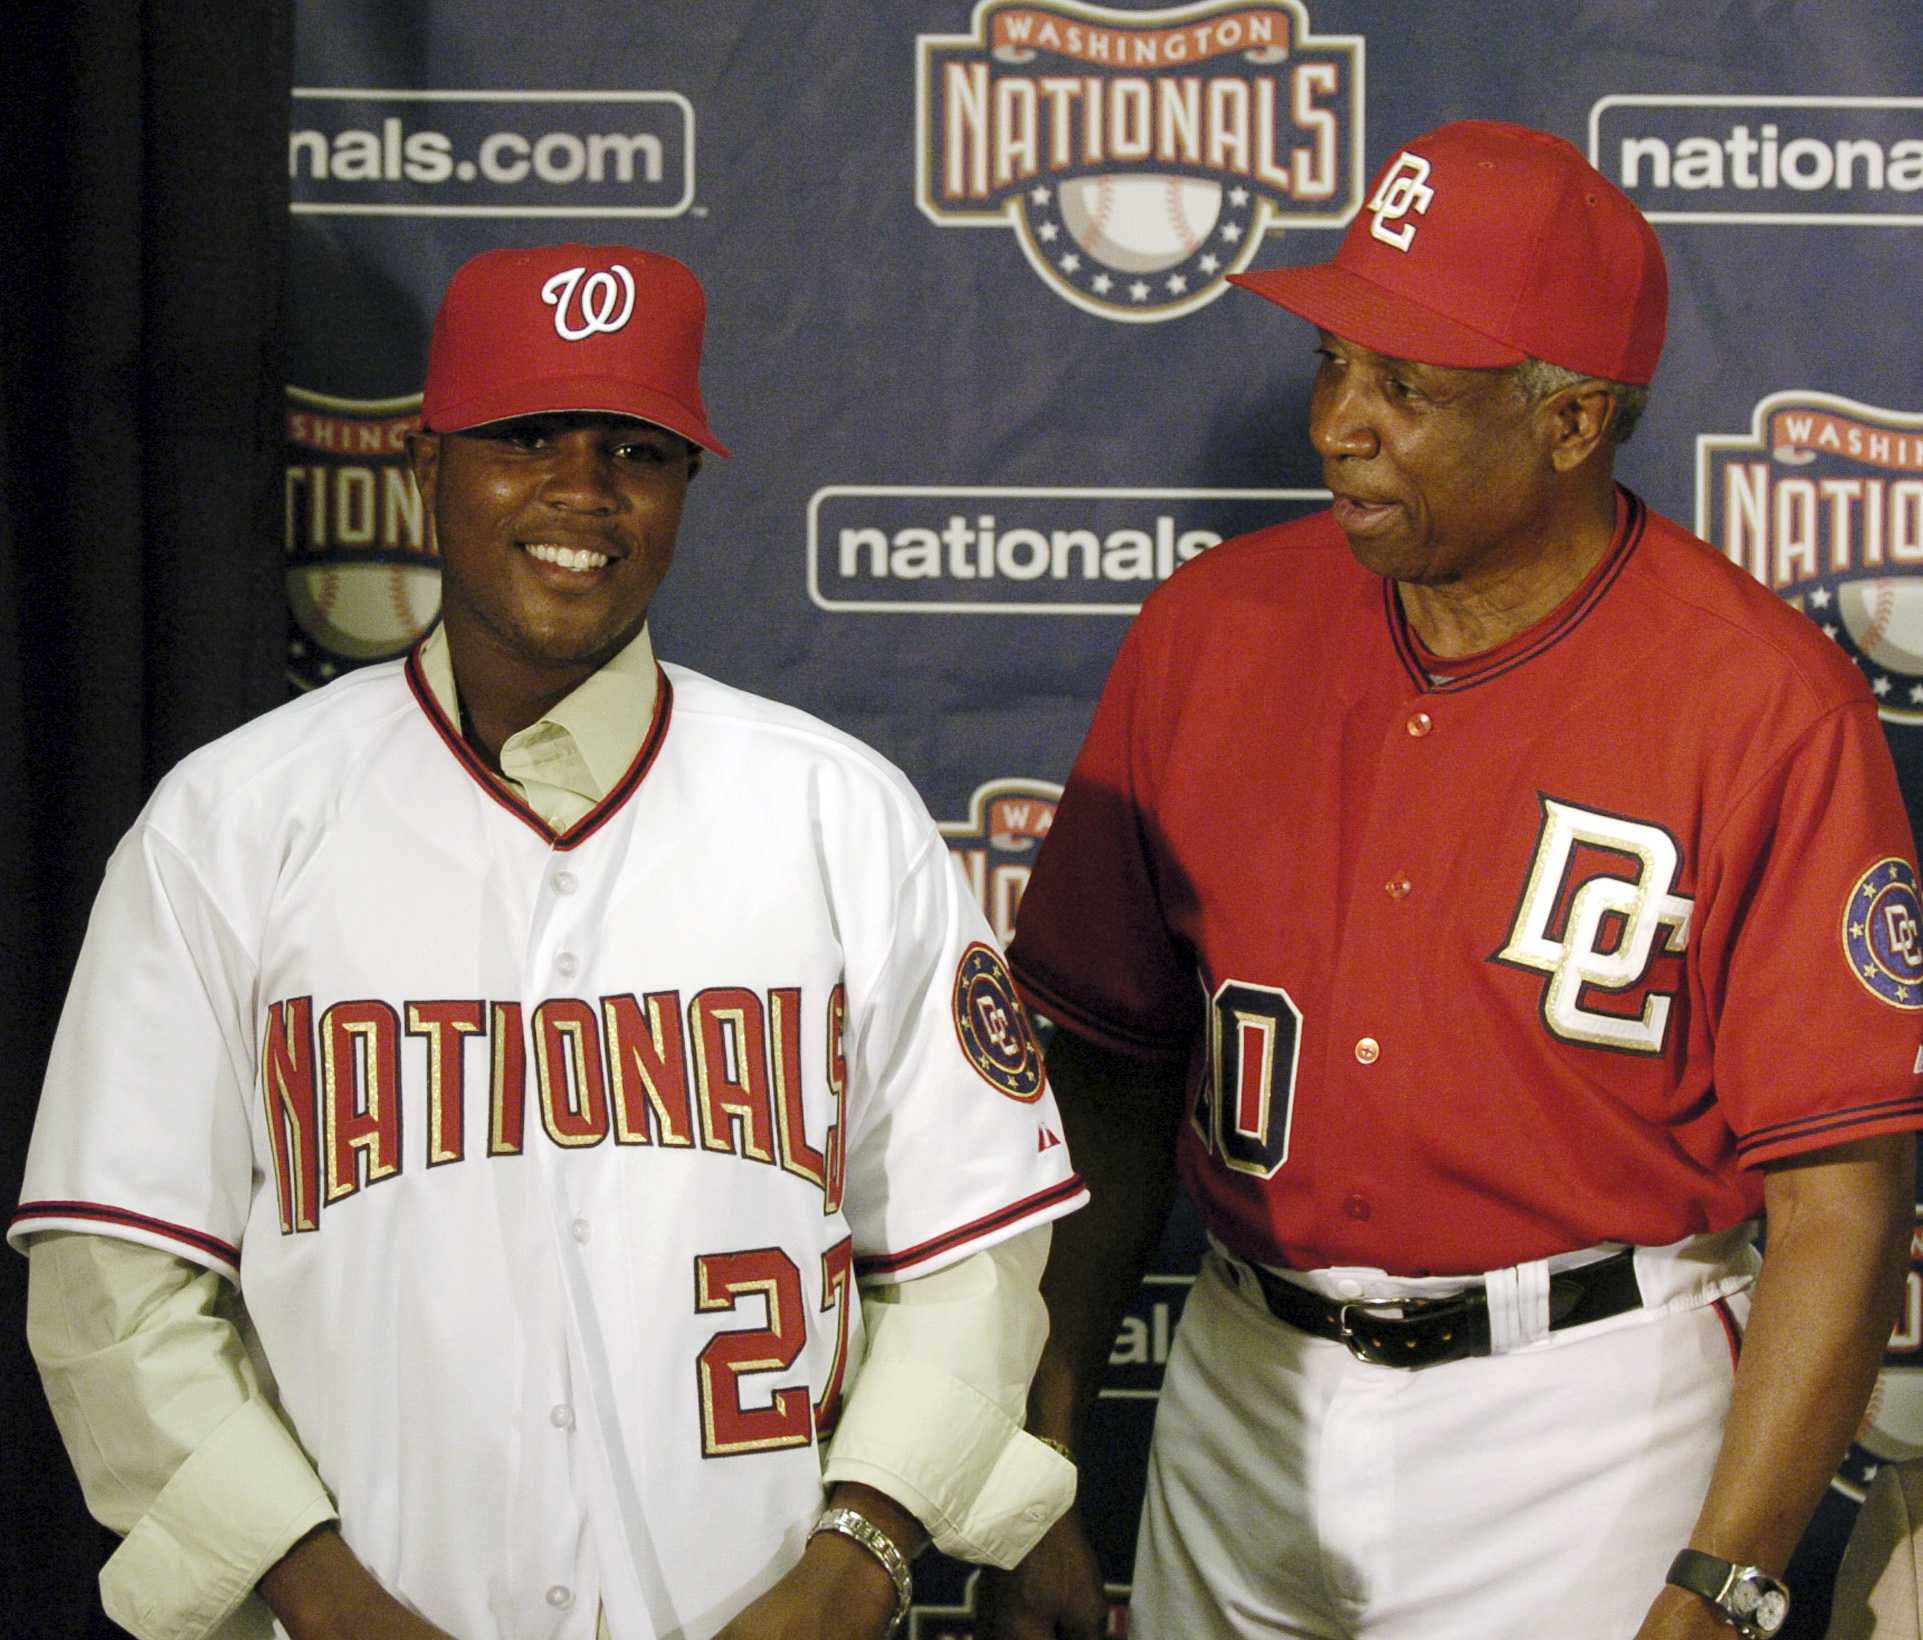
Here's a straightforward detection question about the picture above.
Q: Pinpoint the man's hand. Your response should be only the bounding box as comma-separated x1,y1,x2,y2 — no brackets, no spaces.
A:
975,1508,1109,1640
713,1530,900,1640
976,1031,1186,1640
258,1525,456,1640
716,1481,924,1640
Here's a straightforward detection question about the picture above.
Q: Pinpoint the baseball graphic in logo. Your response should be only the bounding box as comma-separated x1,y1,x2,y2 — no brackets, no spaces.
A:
1843,858,1923,1010
1697,391,1923,723
954,942,1046,1100
917,0,1363,321
285,387,441,689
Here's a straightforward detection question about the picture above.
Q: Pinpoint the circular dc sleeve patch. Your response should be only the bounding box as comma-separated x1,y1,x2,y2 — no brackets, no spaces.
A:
1844,857,1923,1010
953,943,1046,1101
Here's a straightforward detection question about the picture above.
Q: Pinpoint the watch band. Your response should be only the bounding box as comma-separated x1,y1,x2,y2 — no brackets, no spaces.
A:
1666,1548,1791,1638
811,1506,915,1637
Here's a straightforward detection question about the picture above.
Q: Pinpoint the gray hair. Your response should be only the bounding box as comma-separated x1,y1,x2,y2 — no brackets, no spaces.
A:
1512,357,1649,446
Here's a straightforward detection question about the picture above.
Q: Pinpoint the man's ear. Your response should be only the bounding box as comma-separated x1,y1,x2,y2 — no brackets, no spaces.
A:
407,429,443,512
1547,384,1616,474
685,439,703,481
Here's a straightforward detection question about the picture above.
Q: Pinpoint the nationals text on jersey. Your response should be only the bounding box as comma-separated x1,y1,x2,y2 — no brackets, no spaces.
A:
260,983,852,1234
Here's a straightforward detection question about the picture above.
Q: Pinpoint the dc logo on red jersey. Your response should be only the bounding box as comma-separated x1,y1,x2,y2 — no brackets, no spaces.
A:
1493,796,1694,1056
1845,858,1923,1010
953,943,1046,1100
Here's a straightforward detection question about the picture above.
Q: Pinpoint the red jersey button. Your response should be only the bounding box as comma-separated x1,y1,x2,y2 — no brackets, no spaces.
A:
1345,1194,1372,1220
1354,1036,1380,1064
1385,874,1411,900
1407,711,1433,737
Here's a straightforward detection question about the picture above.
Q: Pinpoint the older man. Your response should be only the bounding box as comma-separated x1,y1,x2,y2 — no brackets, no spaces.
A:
982,122,1923,1640
14,244,1083,1640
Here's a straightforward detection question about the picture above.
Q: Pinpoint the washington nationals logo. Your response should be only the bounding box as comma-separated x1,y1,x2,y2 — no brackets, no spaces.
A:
916,0,1363,322
541,263,637,340
953,943,1046,1100
1365,151,1433,250
1845,858,1923,1010
1494,797,1694,1055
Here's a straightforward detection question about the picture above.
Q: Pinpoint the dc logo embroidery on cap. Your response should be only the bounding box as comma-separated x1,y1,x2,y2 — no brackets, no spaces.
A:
1366,151,1434,251
953,942,1046,1100
541,264,636,340
1845,858,1923,1009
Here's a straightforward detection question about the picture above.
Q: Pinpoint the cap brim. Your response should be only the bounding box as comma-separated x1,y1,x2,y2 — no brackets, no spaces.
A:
1228,265,1525,372
426,376,729,457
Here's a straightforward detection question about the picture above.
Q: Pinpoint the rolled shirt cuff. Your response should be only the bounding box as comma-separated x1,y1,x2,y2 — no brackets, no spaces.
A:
101,1396,337,1640
823,1352,1075,1568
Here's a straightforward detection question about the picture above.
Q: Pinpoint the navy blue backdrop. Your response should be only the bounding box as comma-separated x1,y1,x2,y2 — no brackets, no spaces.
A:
283,4,1923,1633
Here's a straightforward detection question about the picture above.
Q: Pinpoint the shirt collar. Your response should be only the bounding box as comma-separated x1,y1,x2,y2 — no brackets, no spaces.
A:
415,622,660,812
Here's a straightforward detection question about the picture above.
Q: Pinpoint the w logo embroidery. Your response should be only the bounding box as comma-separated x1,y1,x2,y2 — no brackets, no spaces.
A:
1494,797,1693,1055
542,264,636,340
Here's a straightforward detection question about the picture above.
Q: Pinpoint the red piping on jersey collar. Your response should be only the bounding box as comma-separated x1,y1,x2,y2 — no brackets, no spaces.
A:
1385,488,1648,694
403,639,674,851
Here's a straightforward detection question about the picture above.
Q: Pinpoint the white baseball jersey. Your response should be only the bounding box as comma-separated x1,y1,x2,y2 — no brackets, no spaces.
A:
12,652,1084,1640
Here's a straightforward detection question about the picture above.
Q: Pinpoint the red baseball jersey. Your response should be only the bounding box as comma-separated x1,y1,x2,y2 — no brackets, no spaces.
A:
1010,490,1923,1277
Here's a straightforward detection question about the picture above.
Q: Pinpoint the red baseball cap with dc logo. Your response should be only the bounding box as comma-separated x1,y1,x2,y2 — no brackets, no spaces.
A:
421,243,729,455
1229,120,1667,385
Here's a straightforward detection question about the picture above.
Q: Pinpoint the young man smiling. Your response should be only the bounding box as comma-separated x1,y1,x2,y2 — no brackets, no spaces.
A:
15,245,1086,1640
982,122,1923,1640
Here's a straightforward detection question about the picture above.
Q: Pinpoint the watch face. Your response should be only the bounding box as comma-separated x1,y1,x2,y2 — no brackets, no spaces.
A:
1729,1574,1789,1635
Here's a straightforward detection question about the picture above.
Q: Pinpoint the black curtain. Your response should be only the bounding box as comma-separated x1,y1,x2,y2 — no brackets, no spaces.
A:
0,4,292,1634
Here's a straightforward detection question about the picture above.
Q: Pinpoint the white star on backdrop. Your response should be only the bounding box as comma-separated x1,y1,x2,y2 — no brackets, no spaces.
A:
1199,253,1220,274
1037,220,1059,242
1129,281,1150,301
1059,253,1081,273
1874,675,1893,695
1229,186,1249,206
1220,220,1244,243
1166,273,1188,294
1030,186,1051,206
1808,585,1833,608
1091,273,1113,294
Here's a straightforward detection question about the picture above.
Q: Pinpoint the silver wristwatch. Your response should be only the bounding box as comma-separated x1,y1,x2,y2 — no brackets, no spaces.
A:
1666,1549,1790,1639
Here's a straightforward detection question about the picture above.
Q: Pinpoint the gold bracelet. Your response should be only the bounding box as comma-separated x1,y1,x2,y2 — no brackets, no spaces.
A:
810,1506,914,1636
1035,1434,1077,1467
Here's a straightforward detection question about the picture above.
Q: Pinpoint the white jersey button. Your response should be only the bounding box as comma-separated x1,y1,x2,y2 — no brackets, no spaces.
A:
550,1404,575,1430
1406,711,1433,737
1354,1036,1380,1064
570,1218,591,1243
552,870,578,894
546,1585,574,1610
1335,1278,1364,1299
557,952,579,977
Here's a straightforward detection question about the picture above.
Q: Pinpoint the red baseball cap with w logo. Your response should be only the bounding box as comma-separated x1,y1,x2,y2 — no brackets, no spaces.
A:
421,243,729,455
1228,120,1667,385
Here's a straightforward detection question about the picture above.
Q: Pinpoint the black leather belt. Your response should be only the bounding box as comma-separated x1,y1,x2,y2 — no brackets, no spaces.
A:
1249,1248,1643,1370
